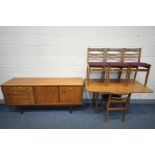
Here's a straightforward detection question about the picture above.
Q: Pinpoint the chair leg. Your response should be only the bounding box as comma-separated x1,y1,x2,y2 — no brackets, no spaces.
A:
87,66,90,85
144,68,150,86
125,68,129,85
105,67,110,85
133,67,138,80
122,110,127,122
101,71,105,80
104,68,108,83
125,67,131,85
118,67,122,80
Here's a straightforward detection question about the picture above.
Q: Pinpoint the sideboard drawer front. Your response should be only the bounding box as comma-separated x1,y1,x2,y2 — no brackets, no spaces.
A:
2,86,35,105
5,96,34,105
4,86,33,92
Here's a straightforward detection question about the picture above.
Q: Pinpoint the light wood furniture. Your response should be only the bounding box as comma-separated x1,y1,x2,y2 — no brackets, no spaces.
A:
87,48,106,84
1,78,83,111
85,79,153,93
103,92,131,122
85,79,153,112
87,48,151,86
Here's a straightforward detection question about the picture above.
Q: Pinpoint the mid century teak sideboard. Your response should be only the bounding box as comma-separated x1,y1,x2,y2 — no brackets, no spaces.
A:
1,78,83,108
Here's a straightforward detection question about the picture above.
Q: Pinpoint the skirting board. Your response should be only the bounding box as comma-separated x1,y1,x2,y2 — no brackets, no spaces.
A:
0,99,155,104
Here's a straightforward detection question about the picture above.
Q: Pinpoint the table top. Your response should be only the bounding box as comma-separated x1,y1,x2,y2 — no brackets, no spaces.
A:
1,78,83,86
85,79,153,93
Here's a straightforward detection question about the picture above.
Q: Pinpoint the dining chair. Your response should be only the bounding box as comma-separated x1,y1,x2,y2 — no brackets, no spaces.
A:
123,48,151,86
104,48,141,85
87,48,106,85
103,92,131,122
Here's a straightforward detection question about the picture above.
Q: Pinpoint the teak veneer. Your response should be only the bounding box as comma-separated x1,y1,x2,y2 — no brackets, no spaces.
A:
1,78,83,107
85,79,153,93
85,79,153,112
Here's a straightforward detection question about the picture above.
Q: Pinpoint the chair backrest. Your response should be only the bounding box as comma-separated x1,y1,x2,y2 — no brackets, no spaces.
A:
123,48,141,62
87,48,105,63
87,48,141,63
107,92,131,109
105,48,124,62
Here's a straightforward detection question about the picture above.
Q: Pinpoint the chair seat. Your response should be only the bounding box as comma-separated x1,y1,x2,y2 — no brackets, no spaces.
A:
108,62,129,67
127,62,151,68
88,62,109,67
88,61,151,68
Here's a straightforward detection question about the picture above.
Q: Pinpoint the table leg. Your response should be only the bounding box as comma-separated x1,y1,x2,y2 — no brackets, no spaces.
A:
95,93,99,112
92,92,95,105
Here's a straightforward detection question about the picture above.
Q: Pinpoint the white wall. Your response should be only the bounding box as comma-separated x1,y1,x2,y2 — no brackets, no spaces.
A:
0,26,155,100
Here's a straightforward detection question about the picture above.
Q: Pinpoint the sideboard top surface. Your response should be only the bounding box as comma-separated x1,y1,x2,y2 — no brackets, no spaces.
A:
1,78,83,86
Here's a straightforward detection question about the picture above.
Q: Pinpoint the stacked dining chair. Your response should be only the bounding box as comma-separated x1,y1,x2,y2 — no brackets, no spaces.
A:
87,48,151,86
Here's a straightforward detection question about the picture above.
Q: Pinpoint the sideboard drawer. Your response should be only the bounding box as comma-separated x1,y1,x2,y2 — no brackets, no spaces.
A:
3,86,33,92
2,86,35,105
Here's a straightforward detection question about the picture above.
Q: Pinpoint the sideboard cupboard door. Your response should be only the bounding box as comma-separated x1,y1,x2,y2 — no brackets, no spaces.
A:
34,86,59,105
2,86,35,105
59,86,82,105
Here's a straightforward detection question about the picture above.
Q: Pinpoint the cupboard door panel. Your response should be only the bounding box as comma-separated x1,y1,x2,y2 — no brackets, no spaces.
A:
2,86,35,105
59,86,82,105
34,86,59,105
